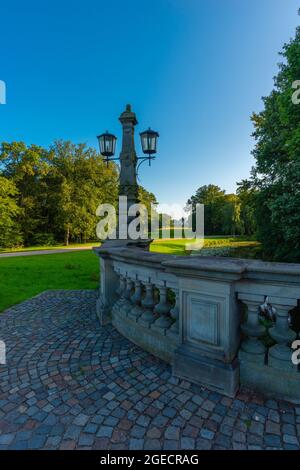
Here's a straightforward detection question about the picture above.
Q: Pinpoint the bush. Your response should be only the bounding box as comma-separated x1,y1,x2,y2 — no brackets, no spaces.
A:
31,233,56,246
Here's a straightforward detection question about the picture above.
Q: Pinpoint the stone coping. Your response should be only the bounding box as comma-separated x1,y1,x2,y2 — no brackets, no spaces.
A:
94,247,300,285
93,246,179,267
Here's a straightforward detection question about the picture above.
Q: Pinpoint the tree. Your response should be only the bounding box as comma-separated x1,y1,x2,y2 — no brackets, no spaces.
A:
250,26,300,261
138,185,158,212
0,141,51,244
0,176,21,247
47,140,119,245
236,179,257,236
222,194,242,236
186,185,226,235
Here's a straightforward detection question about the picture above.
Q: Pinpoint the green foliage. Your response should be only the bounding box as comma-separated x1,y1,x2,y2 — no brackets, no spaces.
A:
138,186,157,213
0,176,22,247
187,185,225,235
236,179,257,236
186,184,252,237
46,140,119,245
0,142,51,244
250,27,300,261
0,139,159,249
221,193,242,236
31,233,56,246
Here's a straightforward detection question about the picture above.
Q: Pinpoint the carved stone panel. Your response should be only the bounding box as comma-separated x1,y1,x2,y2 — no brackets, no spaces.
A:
186,298,220,347
182,290,227,360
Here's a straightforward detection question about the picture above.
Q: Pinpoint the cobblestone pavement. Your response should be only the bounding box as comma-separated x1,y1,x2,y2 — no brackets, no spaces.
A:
0,290,299,450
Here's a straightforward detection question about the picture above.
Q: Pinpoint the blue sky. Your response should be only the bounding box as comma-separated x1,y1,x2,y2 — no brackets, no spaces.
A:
0,0,299,207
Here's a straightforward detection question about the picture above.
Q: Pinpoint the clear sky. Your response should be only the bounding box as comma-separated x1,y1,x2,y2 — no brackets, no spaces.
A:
1,0,299,209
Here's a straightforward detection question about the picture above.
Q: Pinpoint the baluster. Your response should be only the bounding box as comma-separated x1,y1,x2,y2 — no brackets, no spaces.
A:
238,293,266,364
116,273,126,297
166,288,180,338
124,275,134,300
112,270,126,315
268,298,298,370
119,274,134,316
138,278,156,326
152,282,173,331
128,276,144,321
130,276,142,304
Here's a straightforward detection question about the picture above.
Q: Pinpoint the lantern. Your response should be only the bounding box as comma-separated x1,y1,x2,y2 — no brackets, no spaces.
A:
97,131,117,158
140,128,159,155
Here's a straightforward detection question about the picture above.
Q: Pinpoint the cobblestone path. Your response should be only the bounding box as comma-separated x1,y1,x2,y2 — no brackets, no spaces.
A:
0,290,299,450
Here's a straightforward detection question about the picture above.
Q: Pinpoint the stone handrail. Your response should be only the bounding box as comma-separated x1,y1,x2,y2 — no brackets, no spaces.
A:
94,246,300,402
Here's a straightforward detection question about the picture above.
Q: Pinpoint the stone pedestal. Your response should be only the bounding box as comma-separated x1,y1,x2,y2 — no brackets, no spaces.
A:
174,346,239,397
94,252,119,325
163,257,244,397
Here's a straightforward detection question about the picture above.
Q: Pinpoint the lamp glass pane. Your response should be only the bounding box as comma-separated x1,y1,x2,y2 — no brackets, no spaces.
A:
100,138,105,154
142,135,148,152
105,138,111,153
150,136,156,151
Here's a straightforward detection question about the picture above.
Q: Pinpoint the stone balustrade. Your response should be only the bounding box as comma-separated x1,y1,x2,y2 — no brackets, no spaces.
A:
94,246,300,402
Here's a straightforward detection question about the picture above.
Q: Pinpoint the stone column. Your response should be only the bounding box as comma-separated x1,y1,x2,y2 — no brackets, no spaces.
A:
118,104,139,237
100,104,152,249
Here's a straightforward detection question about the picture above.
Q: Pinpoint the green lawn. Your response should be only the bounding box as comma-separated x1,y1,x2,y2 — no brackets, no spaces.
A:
150,236,260,256
0,236,260,313
0,251,99,312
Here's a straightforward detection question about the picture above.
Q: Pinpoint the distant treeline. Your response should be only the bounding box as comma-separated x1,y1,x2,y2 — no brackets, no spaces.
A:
186,183,257,238
0,140,156,248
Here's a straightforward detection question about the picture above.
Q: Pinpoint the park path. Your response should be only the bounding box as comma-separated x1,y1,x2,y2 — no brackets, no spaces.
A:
0,290,299,450
0,247,93,258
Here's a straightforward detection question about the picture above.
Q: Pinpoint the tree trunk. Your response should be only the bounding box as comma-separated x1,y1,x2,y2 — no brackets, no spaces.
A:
64,226,70,246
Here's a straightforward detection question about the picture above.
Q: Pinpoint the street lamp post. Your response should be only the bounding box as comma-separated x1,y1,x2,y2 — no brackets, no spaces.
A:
97,104,159,248
118,104,139,222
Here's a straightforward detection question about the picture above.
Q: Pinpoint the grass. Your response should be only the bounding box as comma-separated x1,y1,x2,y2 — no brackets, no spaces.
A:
0,236,260,312
0,251,99,312
150,236,260,256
